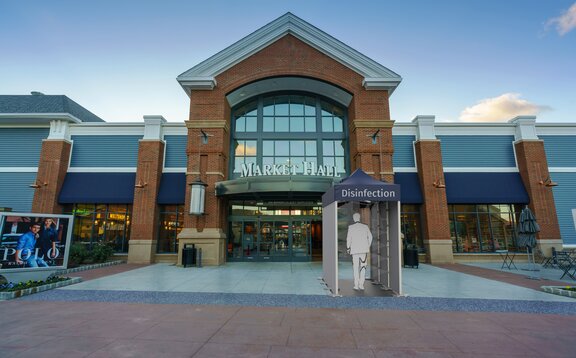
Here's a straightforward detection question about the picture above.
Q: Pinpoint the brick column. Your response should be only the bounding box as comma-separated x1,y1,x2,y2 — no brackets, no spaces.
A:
412,116,453,263
510,116,562,256
177,119,229,266
348,90,394,182
32,120,72,214
127,116,166,264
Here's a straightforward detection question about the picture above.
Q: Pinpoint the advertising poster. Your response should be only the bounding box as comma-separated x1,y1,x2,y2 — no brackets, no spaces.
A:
0,212,73,271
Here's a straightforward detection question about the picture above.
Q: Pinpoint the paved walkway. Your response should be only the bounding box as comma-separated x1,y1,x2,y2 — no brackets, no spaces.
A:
2,262,576,357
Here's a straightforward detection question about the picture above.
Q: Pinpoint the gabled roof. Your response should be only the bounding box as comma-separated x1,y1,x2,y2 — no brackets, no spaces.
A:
0,94,104,123
177,12,402,95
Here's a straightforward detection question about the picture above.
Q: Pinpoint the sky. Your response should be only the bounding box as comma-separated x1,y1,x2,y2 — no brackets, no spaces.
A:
0,0,575,123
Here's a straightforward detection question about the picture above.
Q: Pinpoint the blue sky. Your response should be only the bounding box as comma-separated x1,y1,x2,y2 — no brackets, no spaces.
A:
0,0,575,123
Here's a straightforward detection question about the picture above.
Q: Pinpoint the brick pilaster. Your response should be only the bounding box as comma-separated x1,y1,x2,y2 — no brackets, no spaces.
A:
514,140,562,254
414,140,453,263
127,140,165,264
32,140,71,214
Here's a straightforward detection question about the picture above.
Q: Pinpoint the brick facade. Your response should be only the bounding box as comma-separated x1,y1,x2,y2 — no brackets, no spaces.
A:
181,35,394,251
514,140,562,254
414,140,453,263
127,140,165,263
32,140,71,214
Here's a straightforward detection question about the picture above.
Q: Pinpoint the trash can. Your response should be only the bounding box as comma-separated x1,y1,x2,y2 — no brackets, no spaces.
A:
182,244,197,267
403,245,419,268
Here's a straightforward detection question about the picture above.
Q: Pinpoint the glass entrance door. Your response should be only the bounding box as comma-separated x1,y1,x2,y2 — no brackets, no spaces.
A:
229,219,313,261
273,221,290,258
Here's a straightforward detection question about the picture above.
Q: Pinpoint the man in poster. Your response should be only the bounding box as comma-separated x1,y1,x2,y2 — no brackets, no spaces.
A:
37,218,58,264
346,212,373,290
15,222,49,267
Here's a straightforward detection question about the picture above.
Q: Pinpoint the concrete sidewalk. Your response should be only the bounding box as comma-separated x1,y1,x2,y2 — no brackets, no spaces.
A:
2,262,576,357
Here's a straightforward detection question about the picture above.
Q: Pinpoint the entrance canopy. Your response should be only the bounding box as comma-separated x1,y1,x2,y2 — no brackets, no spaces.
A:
322,169,402,296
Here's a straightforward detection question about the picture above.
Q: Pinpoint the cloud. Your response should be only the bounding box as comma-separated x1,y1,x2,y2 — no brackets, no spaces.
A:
459,93,552,122
546,2,576,35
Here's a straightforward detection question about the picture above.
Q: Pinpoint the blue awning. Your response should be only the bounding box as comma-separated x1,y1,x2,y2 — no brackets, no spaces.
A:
445,172,529,204
59,173,135,204
394,173,423,204
157,173,186,204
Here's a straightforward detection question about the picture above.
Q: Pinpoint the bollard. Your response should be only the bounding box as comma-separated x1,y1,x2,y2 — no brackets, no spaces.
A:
196,248,202,268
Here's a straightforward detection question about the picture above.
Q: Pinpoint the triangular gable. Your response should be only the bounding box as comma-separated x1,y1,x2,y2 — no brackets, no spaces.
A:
177,12,401,95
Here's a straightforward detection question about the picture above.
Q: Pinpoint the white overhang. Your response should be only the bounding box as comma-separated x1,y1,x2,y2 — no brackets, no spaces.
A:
0,113,82,125
177,12,402,96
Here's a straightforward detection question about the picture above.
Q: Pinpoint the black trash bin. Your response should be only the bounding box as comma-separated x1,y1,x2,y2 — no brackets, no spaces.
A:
403,245,419,268
182,244,197,267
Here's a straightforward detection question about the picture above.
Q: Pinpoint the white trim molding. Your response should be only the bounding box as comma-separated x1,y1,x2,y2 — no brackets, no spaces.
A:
393,167,418,173
162,167,187,173
67,167,137,173
443,167,519,173
177,13,401,96
0,167,38,173
549,168,576,173
509,115,538,141
412,115,436,140
0,113,82,125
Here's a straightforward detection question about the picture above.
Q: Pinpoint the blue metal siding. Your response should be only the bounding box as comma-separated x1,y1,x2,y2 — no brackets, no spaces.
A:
70,135,142,167
393,135,415,167
438,135,516,167
551,172,576,246
0,128,49,167
164,135,187,168
0,172,37,212
540,136,576,167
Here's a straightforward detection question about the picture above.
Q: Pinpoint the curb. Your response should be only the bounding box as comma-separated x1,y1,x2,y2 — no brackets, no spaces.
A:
541,286,576,299
0,277,82,301
56,260,125,275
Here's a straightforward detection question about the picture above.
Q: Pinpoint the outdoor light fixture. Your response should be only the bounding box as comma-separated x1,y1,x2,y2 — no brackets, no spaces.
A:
433,179,446,188
189,129,213,215
539,176,558,187
367,129,384,180
189,179,208,215
200,129,210,144
370,129,380,145
134,180,148,188
28,180,47,188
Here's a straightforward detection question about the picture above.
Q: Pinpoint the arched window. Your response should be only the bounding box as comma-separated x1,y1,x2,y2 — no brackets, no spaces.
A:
230,93,348,179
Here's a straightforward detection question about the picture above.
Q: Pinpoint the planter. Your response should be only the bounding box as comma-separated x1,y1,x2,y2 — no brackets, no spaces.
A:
541,286,576,299
0,277,82,301
58,260,125,275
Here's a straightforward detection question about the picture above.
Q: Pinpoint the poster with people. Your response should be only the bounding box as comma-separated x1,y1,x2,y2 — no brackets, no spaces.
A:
0,212,73,271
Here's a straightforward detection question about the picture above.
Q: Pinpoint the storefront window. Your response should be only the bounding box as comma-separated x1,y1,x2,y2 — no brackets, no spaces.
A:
157,205,185,254
68,204,131,253
401,204,424,251
449,204,519,253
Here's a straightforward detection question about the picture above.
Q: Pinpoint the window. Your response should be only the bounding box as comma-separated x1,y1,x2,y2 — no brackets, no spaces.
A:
231,94,348,178
157,205,185,253
401,204,424,251
449,204,520,253
67,204,132,253
233,140,257,174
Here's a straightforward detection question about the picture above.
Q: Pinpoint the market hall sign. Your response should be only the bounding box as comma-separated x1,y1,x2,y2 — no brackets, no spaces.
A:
240,162,341,178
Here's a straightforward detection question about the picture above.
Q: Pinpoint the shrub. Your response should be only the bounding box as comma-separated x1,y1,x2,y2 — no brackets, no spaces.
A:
0,276,69,292
68,243,89,267
90,241,115,263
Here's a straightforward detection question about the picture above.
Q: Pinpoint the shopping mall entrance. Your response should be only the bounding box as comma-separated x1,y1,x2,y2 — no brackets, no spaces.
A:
227,201,322,262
